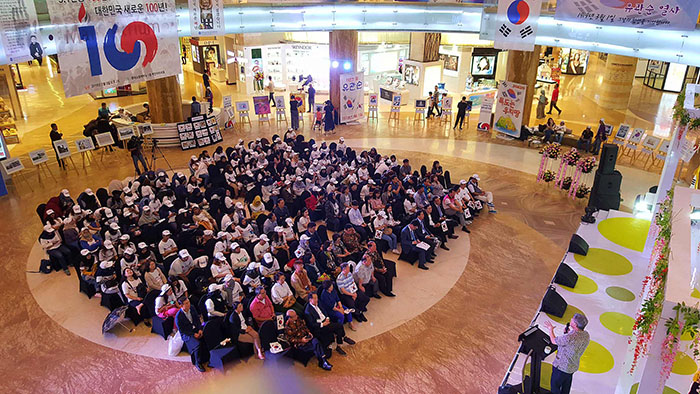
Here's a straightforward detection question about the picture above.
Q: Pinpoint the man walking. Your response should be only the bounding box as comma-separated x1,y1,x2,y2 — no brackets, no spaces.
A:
547,83,562,116
308,84,316,112
49,123,66,169
543,314,590,394
453,96,469,130
127,136,149,175
592,118,607,155
267,76,276,107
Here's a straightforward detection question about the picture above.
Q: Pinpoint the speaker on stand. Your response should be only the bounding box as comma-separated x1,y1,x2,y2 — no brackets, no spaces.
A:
588,143,622,211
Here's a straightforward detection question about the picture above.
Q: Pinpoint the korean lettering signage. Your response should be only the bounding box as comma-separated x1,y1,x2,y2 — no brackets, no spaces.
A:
46,0,180,98
493,81,526,138
340,72,364,123
188,0,224,36
494,0,542,51
554,0,700,31
0,0,42,63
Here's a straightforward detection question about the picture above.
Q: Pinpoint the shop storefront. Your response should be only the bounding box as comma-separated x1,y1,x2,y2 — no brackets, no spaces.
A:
641,60,700,93
90,82,147,100
0,65,21,145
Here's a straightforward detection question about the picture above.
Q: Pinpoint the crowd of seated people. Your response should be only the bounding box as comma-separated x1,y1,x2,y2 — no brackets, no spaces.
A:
35,133,497,373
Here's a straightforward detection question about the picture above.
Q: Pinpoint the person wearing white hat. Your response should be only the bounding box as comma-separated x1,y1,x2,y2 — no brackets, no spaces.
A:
467,174,497,213
103,221,122,244
144,259,167,293
211,252,233,282
119,247,139,274
158,230,178,263
121,268,150,326
204,283,228,319
168,249,196,282
229,242,251,274
80,188,100,212
58,188,75,212
260,252,280,277
98,239,118,263
96,260,120,295
242,262,263,291
253,234,271,261
337,137,347,153
39,224,72,275
192,204,217,232
221,273,244,307
117,234,135,256
155,284,180,319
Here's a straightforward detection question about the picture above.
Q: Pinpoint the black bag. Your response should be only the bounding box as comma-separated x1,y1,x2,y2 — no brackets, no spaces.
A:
39,259,52,274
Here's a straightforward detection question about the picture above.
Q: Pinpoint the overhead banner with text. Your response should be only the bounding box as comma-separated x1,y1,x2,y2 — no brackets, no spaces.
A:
0,0,42,63
340,72,364,123
188,0,225,36
554,0,700,31
46,0,180,97
493,80,526,138
494,0,542,51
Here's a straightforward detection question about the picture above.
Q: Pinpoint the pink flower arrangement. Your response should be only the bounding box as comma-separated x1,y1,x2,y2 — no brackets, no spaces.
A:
562,148,581,166
539,143,562,159
578,156,596,173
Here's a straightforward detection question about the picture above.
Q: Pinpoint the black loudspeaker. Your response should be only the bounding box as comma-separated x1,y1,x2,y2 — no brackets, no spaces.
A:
599,143,619,175
591,170,622,195
589,191,621,211
554,263,579,288
541,287,567,318
568,234,589,256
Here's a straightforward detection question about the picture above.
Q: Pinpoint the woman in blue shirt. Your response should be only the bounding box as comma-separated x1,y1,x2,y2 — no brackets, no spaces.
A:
79,228,103,253
319,280,355,331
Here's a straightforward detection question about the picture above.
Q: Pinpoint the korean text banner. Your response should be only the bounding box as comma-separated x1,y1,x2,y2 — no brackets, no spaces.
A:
494,0,542,51
188,0,225,36
46,0,180,98
0,0,42,63
340,72,364,123
493,80,526,138
554,0,700,31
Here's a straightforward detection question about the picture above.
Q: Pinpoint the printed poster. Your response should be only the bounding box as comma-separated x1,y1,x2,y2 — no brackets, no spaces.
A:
493,80,526,138
188,0,224,36
477,94,494,131
369,94,378,106
493,0,542,51
554,0,700,31
46,0,181,98
253,96,271,115
0,0,42,63
340,72,364,123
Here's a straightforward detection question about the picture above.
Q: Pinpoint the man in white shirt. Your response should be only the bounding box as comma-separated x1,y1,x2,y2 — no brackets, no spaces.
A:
158,230,178,262
169,249,195,281
253,235,271,261
204,284,228,319
467,174,497,213
353,257,380,299
229,242,250,273
222,274,244,306
347,200,368,241
271,272,305,314
337,137,347,153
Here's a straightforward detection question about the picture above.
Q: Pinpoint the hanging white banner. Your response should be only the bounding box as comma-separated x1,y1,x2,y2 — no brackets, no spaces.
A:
188,0,225,36
493,80,526,138
46,0,181,98
494,0,542,51
477,94,494,131
339,72,364,123
0,0,42,63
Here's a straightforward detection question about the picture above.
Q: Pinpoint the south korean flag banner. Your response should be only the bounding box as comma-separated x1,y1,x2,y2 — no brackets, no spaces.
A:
494,0,542,51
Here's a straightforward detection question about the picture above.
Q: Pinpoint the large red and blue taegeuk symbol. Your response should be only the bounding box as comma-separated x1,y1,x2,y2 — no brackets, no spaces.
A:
507,0,530,25
507,89,517,99
600,0,643,8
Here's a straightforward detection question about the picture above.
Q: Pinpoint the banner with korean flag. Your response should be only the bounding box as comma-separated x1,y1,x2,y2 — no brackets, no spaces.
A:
46,0,181,98
494,0,542,51
340,72,364,123
493,81,526,138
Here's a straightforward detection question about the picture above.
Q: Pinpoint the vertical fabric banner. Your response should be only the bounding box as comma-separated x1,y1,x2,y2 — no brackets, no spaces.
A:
0,0,42,63
340,72,364,123
46,0,180,98
188,0,225,36
477,95,494,131
494,0,542,51
493,81,526,138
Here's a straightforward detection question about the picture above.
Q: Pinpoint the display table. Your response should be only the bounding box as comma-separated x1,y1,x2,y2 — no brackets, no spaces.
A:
379,85,409,104
457,88,497,109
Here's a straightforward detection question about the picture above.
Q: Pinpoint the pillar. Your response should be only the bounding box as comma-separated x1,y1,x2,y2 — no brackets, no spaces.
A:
329,30,358,112
146,75,183,123
505,46,540,127
409,32,441,63
597,54,637,110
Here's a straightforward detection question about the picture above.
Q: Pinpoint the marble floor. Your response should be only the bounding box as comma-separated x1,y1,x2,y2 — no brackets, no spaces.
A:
0,56,681,393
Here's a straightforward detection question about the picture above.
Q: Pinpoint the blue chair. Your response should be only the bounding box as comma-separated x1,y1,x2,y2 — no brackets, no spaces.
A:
144,291,173,340
203,318,239,371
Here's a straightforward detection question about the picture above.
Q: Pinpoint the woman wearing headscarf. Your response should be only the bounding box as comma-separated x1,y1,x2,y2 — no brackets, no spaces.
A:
249,195,267,220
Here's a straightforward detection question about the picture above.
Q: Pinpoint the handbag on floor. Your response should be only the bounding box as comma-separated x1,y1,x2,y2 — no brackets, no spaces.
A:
167,331,184,356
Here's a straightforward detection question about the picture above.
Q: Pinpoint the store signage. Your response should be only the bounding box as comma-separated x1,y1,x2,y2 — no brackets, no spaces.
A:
493,0,542,51
554,0,700,31
493,81,525,138
477,94,494,131
340,72,365,123
0,0,42,63
46,0,180,98
188,0,225,36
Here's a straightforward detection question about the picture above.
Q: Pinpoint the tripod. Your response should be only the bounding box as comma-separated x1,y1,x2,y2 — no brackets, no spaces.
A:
147,138,174,173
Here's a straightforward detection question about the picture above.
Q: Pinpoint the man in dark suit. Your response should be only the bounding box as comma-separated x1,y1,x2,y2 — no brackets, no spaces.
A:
304,293,355,356
175,298,209,372
400,221,431,270
414,211,440,254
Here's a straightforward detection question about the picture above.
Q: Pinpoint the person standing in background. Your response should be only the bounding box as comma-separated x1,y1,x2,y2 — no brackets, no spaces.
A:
205,87,214,114
267,76,276,107
202,68,210,89
191,96,201,117
98,102,111,119
454,96,469,130
592,118,607,155
547,83,562,116
290,95,300,131
308,84,316,112
536,90,547,119
49,123,65,169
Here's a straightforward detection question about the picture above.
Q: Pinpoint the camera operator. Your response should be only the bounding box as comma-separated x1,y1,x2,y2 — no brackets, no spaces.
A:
127,136,149,175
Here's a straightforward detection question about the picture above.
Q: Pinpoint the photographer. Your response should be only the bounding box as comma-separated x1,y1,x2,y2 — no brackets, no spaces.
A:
127,136,149,175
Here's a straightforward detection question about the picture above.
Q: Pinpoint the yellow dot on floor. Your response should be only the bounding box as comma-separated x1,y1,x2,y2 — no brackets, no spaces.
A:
574,248,633,276
672,352,697,375
560,274,598,295
600,312,635,336
546,305,586,325
598,217,650,252
606,286,636,302
692,288,700,299
524,362,552,391
629,382,680,394
579,340,614,374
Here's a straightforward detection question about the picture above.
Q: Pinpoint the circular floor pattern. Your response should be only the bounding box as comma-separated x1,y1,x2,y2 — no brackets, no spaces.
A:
547,305,586,325
598,217,651,252
574,248,633,276
606,286,636,302
524,362,552,391
560,274,598,295
579,340,615,374
630,382,680,394
672,352,698,375
600,311,635,336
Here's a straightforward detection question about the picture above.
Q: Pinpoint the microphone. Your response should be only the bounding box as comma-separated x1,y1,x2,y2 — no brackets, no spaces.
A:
564,322,570,334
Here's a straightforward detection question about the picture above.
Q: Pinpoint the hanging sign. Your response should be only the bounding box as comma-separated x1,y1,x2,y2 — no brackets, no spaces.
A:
554,0,700,31
188,0,224,36
340,72,364,123
493,81,526,138
494,0,542,51
0,0,42,63
46,0,181,98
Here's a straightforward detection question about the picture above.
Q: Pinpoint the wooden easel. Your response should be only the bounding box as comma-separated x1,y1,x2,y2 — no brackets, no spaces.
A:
80,150,95,167
367,105,378,119
441,109,453,125
239,110,251,126
414,108,425,122
389,106,400,121
257,114,270,125
10,170,33,191
621,141,639,161
62,156,80,175
99,146,115,162
636,147,655,168
276,108,287,123
35,161,56,181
